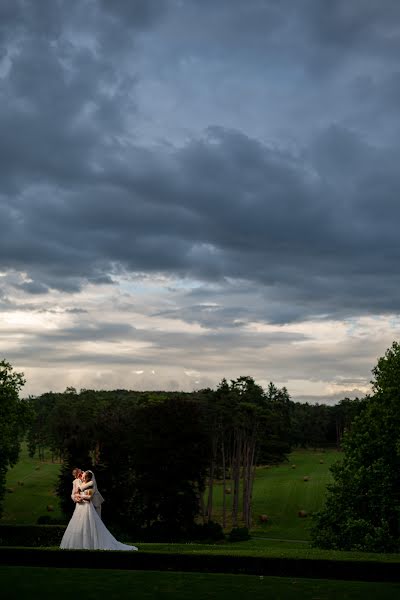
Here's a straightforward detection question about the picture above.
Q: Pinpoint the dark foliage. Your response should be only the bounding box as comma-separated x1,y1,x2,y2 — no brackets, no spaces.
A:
0,524,66,547
311,341,400,552
0,360,29,519
228,527,250,542
30,389,210,536
25,377,366,535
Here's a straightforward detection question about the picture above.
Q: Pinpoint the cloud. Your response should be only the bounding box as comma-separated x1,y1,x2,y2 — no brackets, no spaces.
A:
0,1,399,398
2,122,400,322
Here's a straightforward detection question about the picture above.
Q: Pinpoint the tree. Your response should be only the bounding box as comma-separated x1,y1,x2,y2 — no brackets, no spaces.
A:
26,392,59,460
231,376,265,528
200,382,233,526
41,388,210,536
128,396,210,537
258,382,292,463
53,388,98,517
311,342,400,552
332,397,366,449
209,376,291,529
0,360,28,518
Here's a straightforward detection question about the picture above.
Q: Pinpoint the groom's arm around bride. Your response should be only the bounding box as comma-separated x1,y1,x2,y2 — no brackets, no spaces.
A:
71,467,83,503
81,470,104,518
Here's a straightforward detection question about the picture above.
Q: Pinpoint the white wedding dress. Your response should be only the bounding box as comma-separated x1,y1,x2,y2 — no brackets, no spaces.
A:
60,498,138,551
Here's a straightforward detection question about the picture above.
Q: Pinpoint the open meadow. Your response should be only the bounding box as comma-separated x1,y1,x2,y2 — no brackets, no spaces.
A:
213,448,340,539
2,445,340,541
1,445,63,524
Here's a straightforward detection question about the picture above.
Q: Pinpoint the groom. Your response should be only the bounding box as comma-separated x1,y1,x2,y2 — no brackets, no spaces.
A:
71,467,104,517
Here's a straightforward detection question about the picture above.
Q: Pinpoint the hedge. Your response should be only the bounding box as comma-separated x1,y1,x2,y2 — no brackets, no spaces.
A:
0,525,66,547
0,521,225,547
0,547,400,582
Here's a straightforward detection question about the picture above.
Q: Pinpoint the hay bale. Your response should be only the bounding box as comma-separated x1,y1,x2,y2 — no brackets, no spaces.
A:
319,459,324,464
6,487,14,493
303,476,310,482
46,504,54,512
259,514,269,523
298,510,308,518
291,464,296,469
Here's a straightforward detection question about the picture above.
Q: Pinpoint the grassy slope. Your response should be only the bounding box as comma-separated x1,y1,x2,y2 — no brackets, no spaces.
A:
2,567,400,599
212,449,340,539
1,445,63,524
2,447,339,538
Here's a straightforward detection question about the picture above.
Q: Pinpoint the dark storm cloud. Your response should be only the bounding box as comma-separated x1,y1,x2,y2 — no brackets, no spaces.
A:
1,0,400,325
306,0,400,55
2,123,400,321
98,0,167,27
157,0,400,76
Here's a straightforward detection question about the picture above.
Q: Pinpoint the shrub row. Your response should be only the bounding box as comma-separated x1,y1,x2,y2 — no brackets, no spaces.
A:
0,525,66,547
118,521,226,543
0,521,230,547
0,547,400,581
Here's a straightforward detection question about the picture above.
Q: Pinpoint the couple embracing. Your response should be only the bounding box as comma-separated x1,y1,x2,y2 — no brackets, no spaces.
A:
60,467,138,552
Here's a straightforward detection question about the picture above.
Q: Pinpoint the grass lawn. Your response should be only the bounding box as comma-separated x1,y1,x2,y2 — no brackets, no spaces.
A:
212,448,341,539
1,446,340,544
1,445,63,524
2,567,400,599
2,446,340,537
137,540,400,563
3,444,400,591
3,541,400,563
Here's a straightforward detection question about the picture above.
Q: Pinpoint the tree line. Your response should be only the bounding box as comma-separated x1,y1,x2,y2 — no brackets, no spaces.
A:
2,360,376,544
22,376,364,537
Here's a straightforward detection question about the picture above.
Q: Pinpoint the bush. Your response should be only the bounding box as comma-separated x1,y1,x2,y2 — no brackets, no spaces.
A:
189,521,225,542
0,524,66,547
227,527,250,542
106,519,225,544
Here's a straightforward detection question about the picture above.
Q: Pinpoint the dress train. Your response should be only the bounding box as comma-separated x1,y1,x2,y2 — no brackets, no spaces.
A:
60,501,138,551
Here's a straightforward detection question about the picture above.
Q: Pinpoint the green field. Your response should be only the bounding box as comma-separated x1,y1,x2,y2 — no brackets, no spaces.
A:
2,446,339,541
1,567,400,599
2,448,400,596
1,446,63,524
212,448,340,539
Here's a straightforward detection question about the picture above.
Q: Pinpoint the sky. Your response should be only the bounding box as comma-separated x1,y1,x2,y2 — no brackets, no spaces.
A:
1,0,400,402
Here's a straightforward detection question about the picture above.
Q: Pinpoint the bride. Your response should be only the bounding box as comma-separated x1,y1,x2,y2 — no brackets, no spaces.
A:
60,470,138,551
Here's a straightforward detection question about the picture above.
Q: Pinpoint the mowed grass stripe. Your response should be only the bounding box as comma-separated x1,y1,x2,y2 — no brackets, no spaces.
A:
2,567,400,599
